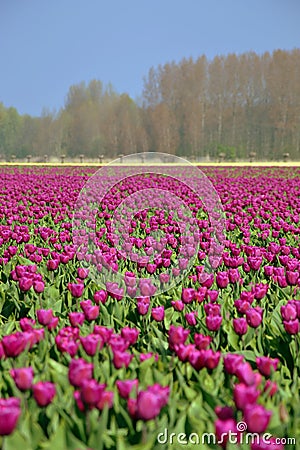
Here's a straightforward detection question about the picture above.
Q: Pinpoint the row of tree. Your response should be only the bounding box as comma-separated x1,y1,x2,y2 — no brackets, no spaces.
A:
0,49,300,161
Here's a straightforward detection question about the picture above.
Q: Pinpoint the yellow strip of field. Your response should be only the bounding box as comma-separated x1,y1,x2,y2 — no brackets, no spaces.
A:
1,161,300,167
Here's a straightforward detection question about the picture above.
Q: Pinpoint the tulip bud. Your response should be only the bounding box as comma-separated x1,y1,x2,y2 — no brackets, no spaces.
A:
116,379,138,399
256,356,279,377
233,383,260,410
112,350,133,369
0,397,21,436
69,312,85,327
233,317,248,335
151,306,165,322
10,367,34,391
37,309,53,326
243,404,272,433
68,358,93,388
80,379,106,406
33,381,56,407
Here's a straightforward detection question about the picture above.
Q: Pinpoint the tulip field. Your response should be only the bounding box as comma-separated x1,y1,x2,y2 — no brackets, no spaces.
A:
1,164,300,449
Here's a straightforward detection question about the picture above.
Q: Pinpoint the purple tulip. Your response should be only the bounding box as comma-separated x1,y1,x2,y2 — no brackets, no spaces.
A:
204,349,221,369
47,259,59,271
181,288,195,304
146,263,157,274
248,256,262,270
97,390,114,410
47,316,59,331
204,303,221,316
235,362,256,386
283,318,299,334
77,267,89,279
69,312,85,327
68,358,93,387
109,334,130,352
139,280,156,297
243,404,272,433
206,315,222,331
10,367,34,391
174,344,195,362
264,265,274,276
246,307,263,328
33,280,45,293
135,390,163,421
233,317,248,335
252,282,268,300
228,268,240,283
233,383,260,410
19,318,36,331
264,379,278,397
215,405,235,420
80,379,106,406
188,349,207,370
33,381,56,407
1,332,28,357
112,350,133,369
168,325,190,350
216,271,229,289
151,306,165,322
215,418,238,448
194,333,212,350
256,356,279,377
37,309,53,326
116,379,138,399
80,334,104,356
0,397,21,436
93,289,108,304
185,311,198,326
281,302,297,321
240,291,255,303
137,297,150,315
121,327,140,345
171,300,185,311
93,326,113,343
286,271,299,286
68,283,84,298
19,277,33,292
206,289,219,302
235,299,251,314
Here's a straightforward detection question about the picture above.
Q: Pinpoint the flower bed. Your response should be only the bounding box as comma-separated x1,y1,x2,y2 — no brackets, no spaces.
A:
0,165,299,449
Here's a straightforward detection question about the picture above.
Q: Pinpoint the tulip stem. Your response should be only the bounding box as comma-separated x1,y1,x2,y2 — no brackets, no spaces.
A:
295,336,299,373
141,423,147,445
0,437,3,450
86,410,91,439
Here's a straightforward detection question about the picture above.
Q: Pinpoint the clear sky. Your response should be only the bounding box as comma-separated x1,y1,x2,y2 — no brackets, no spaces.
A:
1,0,299,116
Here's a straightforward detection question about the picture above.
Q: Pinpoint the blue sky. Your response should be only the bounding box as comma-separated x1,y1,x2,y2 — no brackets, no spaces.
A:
1,0,299,116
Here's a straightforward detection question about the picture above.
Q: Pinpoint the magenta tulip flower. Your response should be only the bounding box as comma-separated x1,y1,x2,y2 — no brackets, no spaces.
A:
0,397,21,436
116,379,139,399
243,404,272,433
256,356,279,377
233,317,248,335
68,358,93,388
151,306,165,322
33,381,56,407
37,309,53,326
10,367,34,391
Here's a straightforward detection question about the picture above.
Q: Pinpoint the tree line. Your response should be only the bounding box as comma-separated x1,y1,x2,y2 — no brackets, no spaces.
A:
0,49,299,161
